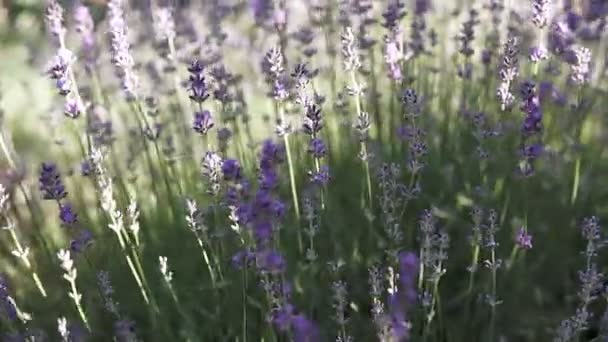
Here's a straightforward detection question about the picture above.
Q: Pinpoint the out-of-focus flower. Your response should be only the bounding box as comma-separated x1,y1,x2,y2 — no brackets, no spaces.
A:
45,0,66,47
570,46,592,85
153,7,176,42
73,2,96,69
515,227,533,250
70,229,94,254
532,0,552,28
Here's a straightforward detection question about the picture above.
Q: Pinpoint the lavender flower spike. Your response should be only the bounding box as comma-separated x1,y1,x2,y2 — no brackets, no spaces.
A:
532,0,552,29
73,2,97,69
153,7,176,42
39,162,67,201
497,36,519,111
108,0,139,100
45,0,67,47
570,46,592,85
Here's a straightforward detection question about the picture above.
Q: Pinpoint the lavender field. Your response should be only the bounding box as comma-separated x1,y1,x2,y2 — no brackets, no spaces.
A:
0,0,607,341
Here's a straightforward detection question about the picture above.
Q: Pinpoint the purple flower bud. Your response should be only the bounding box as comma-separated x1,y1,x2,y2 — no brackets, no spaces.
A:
39,162,67,201
45,0,66,47
250,0,272,24
309,165,330,186
529,45,549,63
256,249,286,274
232,249,255,269
272,199,287,218
522,144,544,159
253,221,273,243
259,168,279,190
515,227,533,250
302,104,323,136
188,60,210,103
221,159,241,181
260,140,285,170
532,0,551,28
108,0,139,100
70,229,94,254
64,97,83,119
59,203,78,226
193,110,214,135
307,138,326,158
46,49,73,96
74,2,96,69
272,304,295,331
292,314,320,342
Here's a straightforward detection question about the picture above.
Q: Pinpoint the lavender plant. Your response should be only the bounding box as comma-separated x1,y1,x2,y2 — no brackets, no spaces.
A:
0,0,607,341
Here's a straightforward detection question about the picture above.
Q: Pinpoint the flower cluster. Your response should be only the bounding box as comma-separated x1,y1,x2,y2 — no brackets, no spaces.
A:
519,80,543,176
39,163,92,253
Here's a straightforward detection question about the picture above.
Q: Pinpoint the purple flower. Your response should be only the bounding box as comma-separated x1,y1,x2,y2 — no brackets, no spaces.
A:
549,21,575,55
520,82,543,136
302,104,323,136
249,0,272,24
381,293,411,341
529,45,549,63
45,0,66,46
399,252,419,283
231,249,255,269
259,168,279,190
260,140,285,170
64,97,83,119
236,204,252,225
39,162,67,201
70,229,94,254
292,314,320,342
253,190,273,213
73,2,96,69
522,144,544,159
108,0,139,100
256,249,286,274
515,227,533,250
382,0,407,29
272,199,287,218
59,203,78,226
532,0,551,28
309,165,330,186
188,60,210,103
253,221,273,242
307,138,326,158
193,110,214,135
46,49,72,96
272,303,295,331
414,0,431,15
222,159,241,181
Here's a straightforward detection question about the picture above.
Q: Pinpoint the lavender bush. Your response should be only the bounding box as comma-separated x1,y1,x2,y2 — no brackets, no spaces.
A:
0,0,608,340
